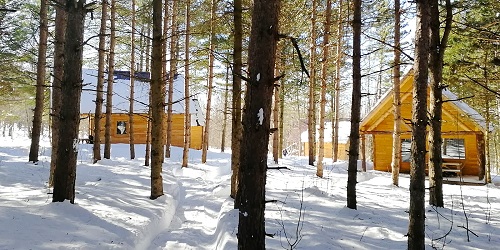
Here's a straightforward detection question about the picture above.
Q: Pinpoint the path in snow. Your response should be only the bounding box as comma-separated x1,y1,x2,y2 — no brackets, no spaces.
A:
148,163,237,250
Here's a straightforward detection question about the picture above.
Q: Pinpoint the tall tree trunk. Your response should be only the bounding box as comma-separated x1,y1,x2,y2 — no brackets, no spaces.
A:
332,0,344,162
160,0,170,161
150,0,164,199
29,0,48,163
93,0,108,163
129,0,136,160
145,104,151,166
166,0,179,159
237,1,280,248
49,0,67,187
202,0,216,163
145,22,151,72
317,0,332,178
428,0,452,207
231,0,243,201
391,0,402,186
52,0,86,204
279,78,285,158
182,0,191,168
408,0,431,247
221,64,229,152
272,45,281,164
104,0,116,159
139,25,144,71
307,0,318,166
347,0,361,210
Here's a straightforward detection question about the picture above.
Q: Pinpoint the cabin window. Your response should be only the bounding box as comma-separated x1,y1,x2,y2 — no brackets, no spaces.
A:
442,138,465,159
116,121,127,135
401,139,411,162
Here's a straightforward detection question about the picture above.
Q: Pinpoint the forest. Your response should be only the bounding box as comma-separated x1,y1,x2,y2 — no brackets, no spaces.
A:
0,0,499,249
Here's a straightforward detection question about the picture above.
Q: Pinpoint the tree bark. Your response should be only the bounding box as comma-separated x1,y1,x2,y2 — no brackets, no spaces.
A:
231,0,243,201
166,0,179,159
317,0,332,178
150,0,164,199
49,0,67,187
182,0,191,168
347,0,361,210
129,0,136,160
237,1,280,248
408,0,431,247
332,0,344,162
221,64,229,152
104,0,116,159
202,0,216,163
307,0,318,166
272,45,281,164
160,0,170,161
428,0,452,208
29,0,48,163
52,0,86,204
391,0,402,186
93,0,108,163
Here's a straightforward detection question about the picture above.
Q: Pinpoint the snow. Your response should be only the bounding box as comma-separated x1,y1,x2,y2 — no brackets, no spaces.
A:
258,108,264,125
1,134,500,249
301,121,351,143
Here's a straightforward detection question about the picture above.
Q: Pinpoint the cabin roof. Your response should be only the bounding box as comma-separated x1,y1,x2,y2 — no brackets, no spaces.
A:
360,71,487,133
80,69,205,126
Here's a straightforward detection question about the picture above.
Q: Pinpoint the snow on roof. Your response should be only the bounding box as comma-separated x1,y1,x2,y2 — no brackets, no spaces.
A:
301,121,351,143
80,69,205,126
442,88,488,131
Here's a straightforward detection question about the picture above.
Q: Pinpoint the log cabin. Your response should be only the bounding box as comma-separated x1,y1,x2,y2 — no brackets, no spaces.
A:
79,69,204,149
301,121,350,161
359,71,487,178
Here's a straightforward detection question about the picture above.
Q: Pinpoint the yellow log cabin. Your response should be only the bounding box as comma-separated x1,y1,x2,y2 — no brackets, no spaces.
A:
79,69,204,149
360,71,487,178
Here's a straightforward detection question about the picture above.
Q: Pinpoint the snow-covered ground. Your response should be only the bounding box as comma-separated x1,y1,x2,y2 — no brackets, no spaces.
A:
1,135,499,249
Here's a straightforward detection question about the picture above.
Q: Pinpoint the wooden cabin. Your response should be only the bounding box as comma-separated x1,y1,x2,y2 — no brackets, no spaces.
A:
301,121,350,160
359,71,487,178
79,69,204,149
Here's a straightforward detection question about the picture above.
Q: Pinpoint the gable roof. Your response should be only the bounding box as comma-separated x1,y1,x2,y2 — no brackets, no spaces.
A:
360,71,487,133
80,69,205,126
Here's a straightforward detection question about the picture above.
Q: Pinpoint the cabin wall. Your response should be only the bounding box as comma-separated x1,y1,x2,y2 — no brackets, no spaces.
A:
371,133,480,176
84,113,203,150
302,142,348,161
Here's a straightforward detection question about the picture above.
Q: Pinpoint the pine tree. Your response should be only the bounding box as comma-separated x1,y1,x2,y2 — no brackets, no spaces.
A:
52,0,88,204
347,0,362,210
93,0,108,163
129,0,137,160
104,0,117,159
28,0,48,163
182,0,191,168
408,0,431,247
428,0,452,208
307,0,318,166
237,1,280,248
150,0,164,199
201,0,217,163
391,0,402,186
49,0,67,187
230,0,243,201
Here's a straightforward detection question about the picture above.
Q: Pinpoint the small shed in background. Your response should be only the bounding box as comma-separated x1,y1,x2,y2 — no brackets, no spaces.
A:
360,71,487,178
79,69,205,149
301,121,351,161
